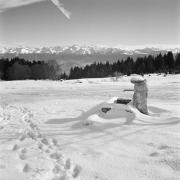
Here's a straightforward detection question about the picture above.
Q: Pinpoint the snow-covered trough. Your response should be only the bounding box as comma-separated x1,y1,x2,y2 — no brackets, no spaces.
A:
100,76,148,116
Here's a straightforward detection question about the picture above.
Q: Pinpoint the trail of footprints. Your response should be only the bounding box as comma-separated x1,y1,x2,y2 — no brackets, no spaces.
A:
11,107,81,180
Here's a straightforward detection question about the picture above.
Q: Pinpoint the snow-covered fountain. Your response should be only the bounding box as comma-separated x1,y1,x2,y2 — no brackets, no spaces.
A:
131,76,148,115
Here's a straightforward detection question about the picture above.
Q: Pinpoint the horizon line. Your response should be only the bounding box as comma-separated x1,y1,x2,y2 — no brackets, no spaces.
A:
1,44,180,50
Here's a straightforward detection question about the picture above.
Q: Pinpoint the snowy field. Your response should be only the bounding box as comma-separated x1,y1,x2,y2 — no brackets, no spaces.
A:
0,74,180,180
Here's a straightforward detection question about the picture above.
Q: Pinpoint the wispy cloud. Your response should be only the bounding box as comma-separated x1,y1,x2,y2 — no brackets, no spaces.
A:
51,0,71,19
0,0,44,10
0,0,71,19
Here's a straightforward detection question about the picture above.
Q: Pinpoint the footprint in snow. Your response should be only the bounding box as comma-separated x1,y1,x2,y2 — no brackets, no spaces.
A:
19,134,26,141
50,152,62,160
12,144,20,151
158,145,170,150
65,159,71,170
27,131,37,140
37,143,43,150
41,138,49,145
48,145,53,149
72,165,81,178
37,133,42,138
149,152,160,157
29,122,37,129
146,142,155,147
19,153,27,160
51,138,58,146
21,148,27,154
52,164,63,174
23,163,31,173
45,149,51,154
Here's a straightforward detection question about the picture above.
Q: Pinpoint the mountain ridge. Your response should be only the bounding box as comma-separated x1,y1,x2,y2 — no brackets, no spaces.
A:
1,45,179,73
0,45,180,55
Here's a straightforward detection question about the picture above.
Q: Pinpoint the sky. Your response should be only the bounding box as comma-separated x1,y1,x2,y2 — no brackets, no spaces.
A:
0,0,180,48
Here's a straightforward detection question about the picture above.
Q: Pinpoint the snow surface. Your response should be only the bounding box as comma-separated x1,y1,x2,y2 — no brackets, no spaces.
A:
0,74,180,180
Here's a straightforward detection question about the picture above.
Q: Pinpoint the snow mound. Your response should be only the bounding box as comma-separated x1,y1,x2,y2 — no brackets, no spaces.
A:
82,97,179,127
130,76,145,83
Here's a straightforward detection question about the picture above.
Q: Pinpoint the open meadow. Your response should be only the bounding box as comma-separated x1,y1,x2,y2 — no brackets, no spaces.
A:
0,74,180,180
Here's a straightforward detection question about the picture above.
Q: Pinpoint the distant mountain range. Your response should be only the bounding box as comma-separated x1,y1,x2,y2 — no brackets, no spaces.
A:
1,45,180,55
0,45,179,72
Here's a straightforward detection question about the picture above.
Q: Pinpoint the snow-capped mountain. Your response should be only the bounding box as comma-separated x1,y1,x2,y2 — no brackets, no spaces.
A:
0,45,179,55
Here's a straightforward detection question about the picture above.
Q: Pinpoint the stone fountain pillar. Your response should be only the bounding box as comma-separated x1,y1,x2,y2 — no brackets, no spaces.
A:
131,77,148,114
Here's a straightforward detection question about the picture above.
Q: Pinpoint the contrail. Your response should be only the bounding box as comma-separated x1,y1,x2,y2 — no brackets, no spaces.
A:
50,0,71,19
0,0,71,19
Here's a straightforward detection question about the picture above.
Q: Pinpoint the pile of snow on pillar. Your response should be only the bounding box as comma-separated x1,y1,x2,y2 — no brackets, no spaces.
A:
131,76,148,115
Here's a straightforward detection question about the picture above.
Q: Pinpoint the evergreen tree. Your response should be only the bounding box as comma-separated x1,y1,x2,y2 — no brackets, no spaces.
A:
175,53,180,68
164,51,175,72
134,57,145,74
6,62,31,80
145,55,155,73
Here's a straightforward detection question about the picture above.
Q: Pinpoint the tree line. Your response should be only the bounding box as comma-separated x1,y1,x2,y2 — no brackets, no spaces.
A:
0,58,61,80
0,51,180,81
69,52,180,79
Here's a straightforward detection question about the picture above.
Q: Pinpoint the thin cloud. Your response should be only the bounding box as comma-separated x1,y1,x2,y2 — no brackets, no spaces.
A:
0,0,44,10
0,0,71,19
51,0,71,19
